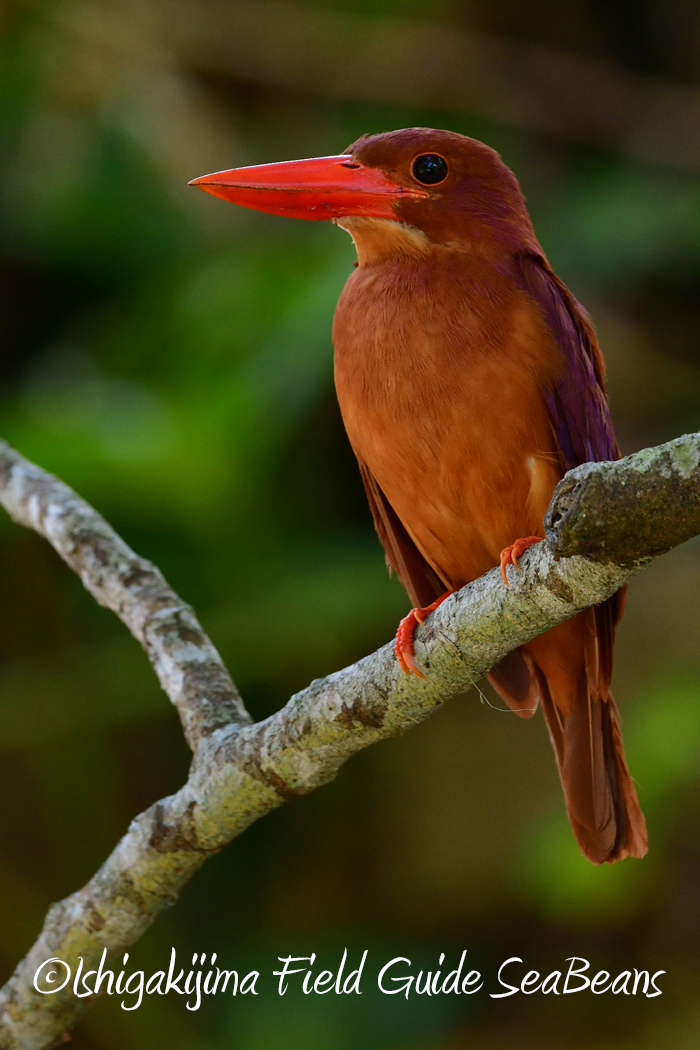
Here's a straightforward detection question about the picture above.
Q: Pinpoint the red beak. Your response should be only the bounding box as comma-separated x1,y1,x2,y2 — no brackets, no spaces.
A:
188,154,426,221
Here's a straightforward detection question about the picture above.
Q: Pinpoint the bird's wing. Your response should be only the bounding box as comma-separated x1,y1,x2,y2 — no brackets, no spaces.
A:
357,460,445,608
507,257,642,859
515,253,619,469
470,252,623,735
514,252,626,691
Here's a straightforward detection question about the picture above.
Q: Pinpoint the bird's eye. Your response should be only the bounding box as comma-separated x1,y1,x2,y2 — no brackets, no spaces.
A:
411,154,448,186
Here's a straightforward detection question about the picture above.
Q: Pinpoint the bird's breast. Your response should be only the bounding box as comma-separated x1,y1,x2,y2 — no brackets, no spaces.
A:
332,255,563,584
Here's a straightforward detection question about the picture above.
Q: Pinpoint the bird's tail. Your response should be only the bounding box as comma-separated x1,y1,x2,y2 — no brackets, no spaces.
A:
489,601,648,864
538,674,648,864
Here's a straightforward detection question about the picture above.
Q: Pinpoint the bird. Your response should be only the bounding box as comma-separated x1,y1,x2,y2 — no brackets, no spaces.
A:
190,127,648,865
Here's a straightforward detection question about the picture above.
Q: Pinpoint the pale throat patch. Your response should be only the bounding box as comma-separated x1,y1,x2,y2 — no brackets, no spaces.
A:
334,216,432,264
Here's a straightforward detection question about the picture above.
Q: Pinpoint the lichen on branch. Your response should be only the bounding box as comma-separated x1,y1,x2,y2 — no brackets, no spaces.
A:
0,432,697,1050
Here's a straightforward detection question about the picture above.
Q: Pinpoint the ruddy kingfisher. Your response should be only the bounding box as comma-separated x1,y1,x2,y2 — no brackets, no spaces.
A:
190,128,648,864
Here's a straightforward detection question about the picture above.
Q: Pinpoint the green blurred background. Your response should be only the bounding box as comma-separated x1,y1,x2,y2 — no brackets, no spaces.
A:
1,1,699,1047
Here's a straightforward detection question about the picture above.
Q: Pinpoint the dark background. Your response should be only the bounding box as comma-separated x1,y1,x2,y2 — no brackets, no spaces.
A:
1,1,699,1047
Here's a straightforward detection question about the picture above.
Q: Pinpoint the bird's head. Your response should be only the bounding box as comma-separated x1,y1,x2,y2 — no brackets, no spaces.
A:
190,128,537,261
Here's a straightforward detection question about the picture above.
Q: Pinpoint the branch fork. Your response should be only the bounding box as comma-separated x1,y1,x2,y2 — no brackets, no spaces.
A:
0,432,698,1049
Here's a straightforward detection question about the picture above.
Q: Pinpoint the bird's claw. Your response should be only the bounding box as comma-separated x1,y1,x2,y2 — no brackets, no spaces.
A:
395,609,426,677
394,591,452,677
499,536,541,587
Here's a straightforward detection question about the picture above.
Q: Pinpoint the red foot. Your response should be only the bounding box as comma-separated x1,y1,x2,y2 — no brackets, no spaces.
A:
394,591,452,678
500,536,541,587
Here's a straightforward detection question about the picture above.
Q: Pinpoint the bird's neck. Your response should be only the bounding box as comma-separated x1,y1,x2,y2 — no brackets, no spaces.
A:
335,217,443,266
334,215,517,270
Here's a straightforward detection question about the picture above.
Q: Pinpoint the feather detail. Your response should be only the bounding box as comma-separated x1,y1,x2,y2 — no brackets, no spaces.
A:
536,636,648,863
514,253,618,468
358,460,446,608
514,253,647,862
487,649,542,720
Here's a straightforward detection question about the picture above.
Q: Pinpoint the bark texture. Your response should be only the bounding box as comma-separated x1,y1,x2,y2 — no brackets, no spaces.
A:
0,432,697,1049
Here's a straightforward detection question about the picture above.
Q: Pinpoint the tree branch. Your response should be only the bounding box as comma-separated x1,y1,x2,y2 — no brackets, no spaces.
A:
0,432,698,1049
0,446,251,750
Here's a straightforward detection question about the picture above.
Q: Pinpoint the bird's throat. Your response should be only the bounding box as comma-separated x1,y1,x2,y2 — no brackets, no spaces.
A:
334,216,433,266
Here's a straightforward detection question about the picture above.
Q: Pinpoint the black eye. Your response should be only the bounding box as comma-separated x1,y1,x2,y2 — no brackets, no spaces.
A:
411,153,448,185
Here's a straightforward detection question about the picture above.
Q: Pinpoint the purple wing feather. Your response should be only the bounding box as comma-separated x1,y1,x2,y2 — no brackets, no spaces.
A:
511,258,645,860
515,254,619,469
514,252,626,686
